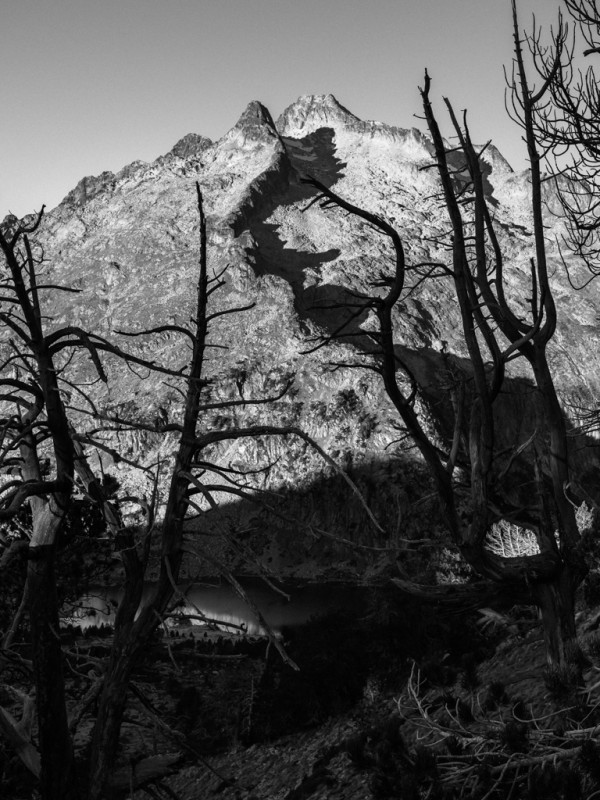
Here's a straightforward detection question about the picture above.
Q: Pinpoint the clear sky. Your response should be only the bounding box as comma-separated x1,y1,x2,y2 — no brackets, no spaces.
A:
1,0,559,219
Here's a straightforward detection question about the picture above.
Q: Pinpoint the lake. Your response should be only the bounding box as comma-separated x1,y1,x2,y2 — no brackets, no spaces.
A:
63,577,369,636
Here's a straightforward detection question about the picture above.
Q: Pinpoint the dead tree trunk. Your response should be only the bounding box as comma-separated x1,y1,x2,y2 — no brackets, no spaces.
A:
86,186,212,799
28,542,79,800
0,213,81,799
84,185,279,798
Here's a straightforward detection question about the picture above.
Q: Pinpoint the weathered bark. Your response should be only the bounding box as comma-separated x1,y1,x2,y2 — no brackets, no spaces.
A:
527,355,586,668
1,213,81,797
85,498,146,798
20,387,77,799
534,565,579,668
28,546,80,800
531,352,582,549
88,632,138,800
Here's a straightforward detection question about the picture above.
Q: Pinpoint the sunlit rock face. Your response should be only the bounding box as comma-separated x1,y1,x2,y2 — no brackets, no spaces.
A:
11,94,600,575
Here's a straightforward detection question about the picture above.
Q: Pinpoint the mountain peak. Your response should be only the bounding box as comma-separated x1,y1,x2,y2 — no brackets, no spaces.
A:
480,143,514,175
220,100,279,153
220,100,282,150
239,100,277,127
168,133,213,160
276,94,359,137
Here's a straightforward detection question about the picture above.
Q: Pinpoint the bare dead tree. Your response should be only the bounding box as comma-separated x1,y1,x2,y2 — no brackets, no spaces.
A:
0,201,213,799
299,3,586,670
84,184,380,800
516,0,600,282
0,183,379,800
0,207,185,799
82,184,300,799
0,207,82,800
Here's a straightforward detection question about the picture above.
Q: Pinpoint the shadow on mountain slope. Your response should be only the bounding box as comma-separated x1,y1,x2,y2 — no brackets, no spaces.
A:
238,123,437,356
233,122,600,537
183,450,449,582
238,127,346,322
370,342,600,508
182,408,600,584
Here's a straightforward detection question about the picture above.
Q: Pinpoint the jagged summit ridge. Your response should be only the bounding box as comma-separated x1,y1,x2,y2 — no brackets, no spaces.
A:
276,94,432,158
169,133,213,160
276,94,360,136
49,94,518,218
221,100,282,149
236,100,279,131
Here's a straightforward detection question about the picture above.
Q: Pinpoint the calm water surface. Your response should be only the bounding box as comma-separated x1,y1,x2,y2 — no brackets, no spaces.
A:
64,578,367,635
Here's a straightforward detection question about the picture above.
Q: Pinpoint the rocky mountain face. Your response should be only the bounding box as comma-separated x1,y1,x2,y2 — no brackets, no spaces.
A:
9,94,600,578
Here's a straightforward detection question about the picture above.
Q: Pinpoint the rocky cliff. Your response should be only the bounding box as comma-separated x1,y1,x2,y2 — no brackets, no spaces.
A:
8,94,600,577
